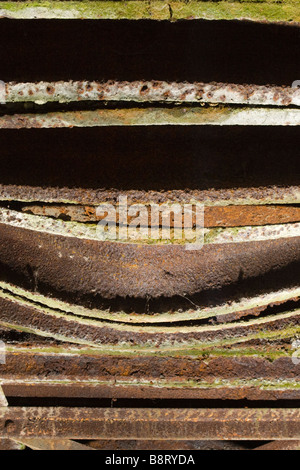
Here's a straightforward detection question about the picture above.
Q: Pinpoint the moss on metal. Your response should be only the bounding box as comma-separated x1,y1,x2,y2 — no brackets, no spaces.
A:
0,1,299,23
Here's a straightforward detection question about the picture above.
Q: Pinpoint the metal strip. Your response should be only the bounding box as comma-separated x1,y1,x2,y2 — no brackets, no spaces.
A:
1,407,300,440
0,185,299,207
0,221,298,302
5,81,300,106
3,382,300,401
0,1,299,23
20,203,300,227
0,107,299,128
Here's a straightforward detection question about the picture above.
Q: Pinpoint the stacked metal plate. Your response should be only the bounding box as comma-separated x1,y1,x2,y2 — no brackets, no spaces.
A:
0,0,299,450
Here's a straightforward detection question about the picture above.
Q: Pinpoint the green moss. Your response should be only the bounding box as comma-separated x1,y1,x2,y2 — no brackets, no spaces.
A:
204,227,225,243
1,283,300,356
0,1,299,23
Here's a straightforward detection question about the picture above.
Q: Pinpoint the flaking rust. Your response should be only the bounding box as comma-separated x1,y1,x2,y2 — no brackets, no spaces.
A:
5,81,300,106
0,106,299,128
21,203,300,227
0,17,299,446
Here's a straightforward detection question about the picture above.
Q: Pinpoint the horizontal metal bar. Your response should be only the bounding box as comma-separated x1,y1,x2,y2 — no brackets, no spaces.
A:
0,185,299,207
1,287,299,348
3,381,300,401
0,1,299,23
0,218,299,305
2,207,300,245
2,279,300,324
5,81,300,106
0,107,299,128
21,204,300,227
86,439,248,450
1,407,300,440
2,347,300,401
2,348,300,381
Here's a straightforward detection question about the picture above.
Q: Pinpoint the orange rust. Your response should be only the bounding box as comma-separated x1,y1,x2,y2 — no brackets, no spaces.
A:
205,205,300,227
22,204,300,227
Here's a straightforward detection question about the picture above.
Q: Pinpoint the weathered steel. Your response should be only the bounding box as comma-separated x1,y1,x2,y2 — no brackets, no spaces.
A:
2,279,299,324
1,185,299,207
4,381,300,401
1,407,300,440
205,205,300,227
5,81,300,106
0,1,299,23
2,348,300,382
1,347,300,401
0,2,299,446
1,290,299,348
0,107,299,128
86,439,249,450
2,207,300,245
21,204,300,227
0,220,299,302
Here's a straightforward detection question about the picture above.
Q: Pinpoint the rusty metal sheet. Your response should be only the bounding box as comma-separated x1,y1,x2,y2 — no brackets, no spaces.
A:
1,185,300,208
2,349,300,382
0,107,299,128
0,1,299,24
3,207,300,246
5,81,300,106
21,204,300,227
1,348,300,402
2,278,299,324
1,407,300,440
1,185,299,207
1,291,299,348
0,221,299,301
0,0,299,446
86,439,249,450
4,381,300,402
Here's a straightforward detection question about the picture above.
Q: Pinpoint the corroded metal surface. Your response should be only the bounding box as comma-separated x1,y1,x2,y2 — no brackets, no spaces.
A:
0,1,299,23
2,207,300,245
1,185,300,207
1,291,299,347
86,439,248,450
0,221,299,301
0,107,299,128
2,279,299,324
21,204,300,227
5,382,300,401
5,81,300,106
2,347,300,402
1,407,300,440
0,5,299,447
